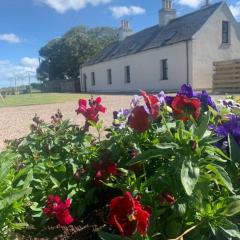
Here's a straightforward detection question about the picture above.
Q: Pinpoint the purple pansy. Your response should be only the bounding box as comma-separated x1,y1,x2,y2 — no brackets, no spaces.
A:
157,91,166,106
165,96,174,106
178,84,196,98
214,115,240,146
165,84,217,111
197,91,218,111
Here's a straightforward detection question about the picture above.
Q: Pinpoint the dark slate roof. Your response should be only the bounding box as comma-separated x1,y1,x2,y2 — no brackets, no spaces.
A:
84,2,222,66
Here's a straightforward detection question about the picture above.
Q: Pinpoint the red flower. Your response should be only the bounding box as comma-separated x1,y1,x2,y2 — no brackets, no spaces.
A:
92,161,118,185
141,90,160,119
162,192,176,205
171,95,201,121
128,106,151,133
43,195,74,226
108,192,151,237
76,97,106,122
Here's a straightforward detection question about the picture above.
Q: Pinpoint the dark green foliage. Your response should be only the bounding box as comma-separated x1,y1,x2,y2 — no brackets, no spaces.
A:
37,26,117,81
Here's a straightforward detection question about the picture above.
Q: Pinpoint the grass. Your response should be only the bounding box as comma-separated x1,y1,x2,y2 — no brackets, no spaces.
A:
0,93,90,107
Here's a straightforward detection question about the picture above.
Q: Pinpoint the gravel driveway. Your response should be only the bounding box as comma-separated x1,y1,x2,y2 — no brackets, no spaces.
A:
0,94,133,150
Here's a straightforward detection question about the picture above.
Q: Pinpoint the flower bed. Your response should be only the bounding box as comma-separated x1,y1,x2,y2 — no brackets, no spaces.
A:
1,84,240,240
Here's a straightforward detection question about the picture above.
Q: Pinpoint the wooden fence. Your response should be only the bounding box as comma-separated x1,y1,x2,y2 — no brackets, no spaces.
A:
213,59,240,93
43,79,80,93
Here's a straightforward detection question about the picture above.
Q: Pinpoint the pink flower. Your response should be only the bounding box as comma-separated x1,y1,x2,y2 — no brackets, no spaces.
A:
43,195,74,226
76,97,106,122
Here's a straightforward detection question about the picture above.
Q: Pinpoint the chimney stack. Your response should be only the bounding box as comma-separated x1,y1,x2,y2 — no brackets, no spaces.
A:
201,0,210,8
159,0,176,26
118,20,133,41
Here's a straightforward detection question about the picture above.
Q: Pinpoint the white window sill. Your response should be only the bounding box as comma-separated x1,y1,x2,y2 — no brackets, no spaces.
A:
220,43,231,49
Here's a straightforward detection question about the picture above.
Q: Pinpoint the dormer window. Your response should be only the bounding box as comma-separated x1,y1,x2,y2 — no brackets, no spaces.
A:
222,21,229,44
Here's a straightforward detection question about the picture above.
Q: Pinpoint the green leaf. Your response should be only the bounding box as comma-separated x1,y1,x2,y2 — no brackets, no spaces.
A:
155,143,179,149
195,111,210,139
98,231,131,240
223,196,240,216
219,218,240,238
229,134,240,163
0,188,32,210
207,164,234,193
50,176,60,188
23,169,33,188
0,155,13,179
181,158,200,196
127,149,166,165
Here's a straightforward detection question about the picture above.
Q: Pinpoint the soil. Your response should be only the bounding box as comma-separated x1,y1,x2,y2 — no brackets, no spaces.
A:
19,188,121,240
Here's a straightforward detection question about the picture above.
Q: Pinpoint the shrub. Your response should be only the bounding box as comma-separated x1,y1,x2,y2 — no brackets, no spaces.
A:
0,152,32,239
4,85,240,240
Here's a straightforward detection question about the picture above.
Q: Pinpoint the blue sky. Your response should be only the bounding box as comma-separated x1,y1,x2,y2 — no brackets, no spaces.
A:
0,0,239,87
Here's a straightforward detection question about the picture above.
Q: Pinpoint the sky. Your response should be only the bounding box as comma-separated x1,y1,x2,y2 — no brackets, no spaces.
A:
0,0,239,87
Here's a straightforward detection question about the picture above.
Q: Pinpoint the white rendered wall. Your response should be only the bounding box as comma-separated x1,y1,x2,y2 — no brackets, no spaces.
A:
82,41,189,93
192,3,240,90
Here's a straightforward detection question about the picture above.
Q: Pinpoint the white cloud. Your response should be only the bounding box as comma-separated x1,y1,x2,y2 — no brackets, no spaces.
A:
109,5,146,18
230,1,240,19
20,57,39,69
36,0,111,13
177,0,201,8
0,33,21,43
0,58,38,87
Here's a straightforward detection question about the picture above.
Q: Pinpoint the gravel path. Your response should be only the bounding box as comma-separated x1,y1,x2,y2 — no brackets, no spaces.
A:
0,94,133,150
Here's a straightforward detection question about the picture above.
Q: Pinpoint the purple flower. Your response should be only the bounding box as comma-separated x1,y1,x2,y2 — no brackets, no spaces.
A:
178,84,196,98
113,108,131,129
131,95,141,108
214,115,240,146
157,91,166,106
168,84,218,112
197,91,217,111
165,96,174,106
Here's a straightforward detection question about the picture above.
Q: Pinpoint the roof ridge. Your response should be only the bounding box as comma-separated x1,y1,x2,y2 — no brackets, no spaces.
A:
83,1,223,66
111,1,222,41
169,1,222,23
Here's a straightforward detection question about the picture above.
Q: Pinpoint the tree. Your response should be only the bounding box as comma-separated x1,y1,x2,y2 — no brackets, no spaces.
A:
37,26,118,82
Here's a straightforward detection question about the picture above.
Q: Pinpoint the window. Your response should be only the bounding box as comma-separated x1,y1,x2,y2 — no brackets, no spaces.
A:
125,66,131,83
91,72,95,86
222,21,229,44
161,59,168,80
107,69,112,85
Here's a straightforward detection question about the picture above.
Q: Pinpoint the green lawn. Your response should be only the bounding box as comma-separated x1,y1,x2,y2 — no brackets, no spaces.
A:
0,93,90,107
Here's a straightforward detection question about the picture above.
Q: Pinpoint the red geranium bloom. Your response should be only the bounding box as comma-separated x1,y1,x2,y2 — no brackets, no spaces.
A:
128,106,151,133
162,192,176,205
92,161,118,185
171,95,201,121
76,97,106,122
43,195,74,226
108,192,151,237
140,90,160,119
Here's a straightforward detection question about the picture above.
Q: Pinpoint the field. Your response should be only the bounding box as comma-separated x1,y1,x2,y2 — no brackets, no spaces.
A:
0,93,91,107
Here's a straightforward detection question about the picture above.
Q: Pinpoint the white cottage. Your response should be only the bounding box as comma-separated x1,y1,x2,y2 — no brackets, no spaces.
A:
80,0,240,93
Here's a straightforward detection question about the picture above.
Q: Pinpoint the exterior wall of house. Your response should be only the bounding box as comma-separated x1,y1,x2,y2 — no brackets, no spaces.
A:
81,41,189,93
192,3,240,90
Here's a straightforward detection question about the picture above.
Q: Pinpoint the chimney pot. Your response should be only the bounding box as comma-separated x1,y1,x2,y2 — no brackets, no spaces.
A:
118,19,133,41
159,0,176,26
